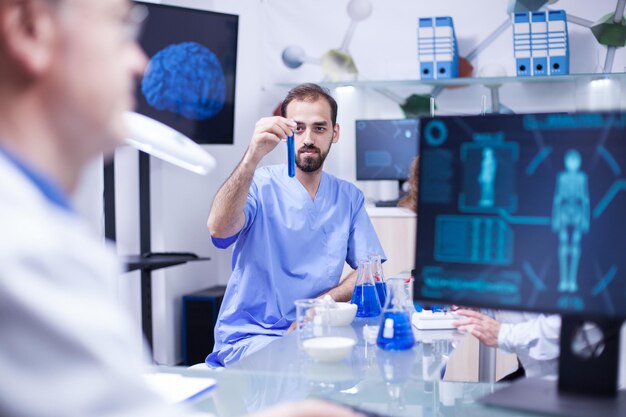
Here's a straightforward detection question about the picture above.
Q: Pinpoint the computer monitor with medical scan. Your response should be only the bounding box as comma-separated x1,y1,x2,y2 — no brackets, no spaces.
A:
414,112,626,417
355,118,419,181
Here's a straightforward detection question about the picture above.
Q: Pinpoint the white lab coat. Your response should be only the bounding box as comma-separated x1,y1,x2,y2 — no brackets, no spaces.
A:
495,312,561,378
496,313,626,387
0,153,196,417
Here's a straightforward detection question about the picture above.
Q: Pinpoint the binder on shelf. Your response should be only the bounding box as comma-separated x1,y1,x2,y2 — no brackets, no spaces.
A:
530,11,548,76
513,10,569,77
417,16,458,80
547,10,569,75
513,13,531,77
418,18,435,79
434,16,458,79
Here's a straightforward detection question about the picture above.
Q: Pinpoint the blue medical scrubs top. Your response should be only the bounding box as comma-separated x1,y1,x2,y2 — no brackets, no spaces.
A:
206,165,385,367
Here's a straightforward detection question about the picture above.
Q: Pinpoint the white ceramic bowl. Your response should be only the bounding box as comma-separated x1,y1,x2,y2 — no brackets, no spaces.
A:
302,337,356,363
326,302,357,326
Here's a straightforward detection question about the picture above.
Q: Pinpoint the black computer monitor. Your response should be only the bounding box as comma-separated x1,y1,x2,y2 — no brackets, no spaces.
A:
135,2,238,144
355,118,419,182
414,112,626,416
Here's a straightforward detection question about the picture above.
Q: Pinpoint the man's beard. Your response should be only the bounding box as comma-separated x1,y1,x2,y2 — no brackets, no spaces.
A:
296,144,331,172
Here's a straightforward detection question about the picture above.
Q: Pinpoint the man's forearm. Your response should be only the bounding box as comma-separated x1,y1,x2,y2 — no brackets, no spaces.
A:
320,269,357,302
207,155,257,238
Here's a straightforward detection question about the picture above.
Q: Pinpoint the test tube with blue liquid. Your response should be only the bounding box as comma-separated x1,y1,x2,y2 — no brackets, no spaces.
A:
287,133,295,177
350,259,381,317
376,277,415,351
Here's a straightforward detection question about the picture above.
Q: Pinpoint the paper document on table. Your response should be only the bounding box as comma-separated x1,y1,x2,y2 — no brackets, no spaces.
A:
412,310,459,330
142,372,217,404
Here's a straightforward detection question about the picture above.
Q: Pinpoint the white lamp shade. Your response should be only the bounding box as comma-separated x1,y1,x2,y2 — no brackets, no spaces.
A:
123,111,216,175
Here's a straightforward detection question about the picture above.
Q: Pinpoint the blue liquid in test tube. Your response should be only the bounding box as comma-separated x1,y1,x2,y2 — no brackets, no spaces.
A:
287,134,295,177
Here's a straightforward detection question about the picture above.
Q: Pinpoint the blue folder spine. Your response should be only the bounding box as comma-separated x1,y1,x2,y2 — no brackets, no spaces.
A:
513,12,531,77
434,16,458,79
530,11,548,76
547,10,569,75
418,17,435,79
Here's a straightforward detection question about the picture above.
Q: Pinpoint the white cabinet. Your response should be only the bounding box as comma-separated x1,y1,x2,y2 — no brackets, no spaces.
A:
366,207,417,277
341,206,416,277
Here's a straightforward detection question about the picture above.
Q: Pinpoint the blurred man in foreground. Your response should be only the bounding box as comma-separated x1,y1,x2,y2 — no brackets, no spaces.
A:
0,1,360,416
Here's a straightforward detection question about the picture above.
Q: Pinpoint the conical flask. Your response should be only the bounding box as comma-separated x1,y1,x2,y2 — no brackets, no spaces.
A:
369,254,387,307
350,259,381,317
376,277,415,350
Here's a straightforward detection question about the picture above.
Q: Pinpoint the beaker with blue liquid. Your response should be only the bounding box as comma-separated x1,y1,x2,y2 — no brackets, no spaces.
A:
351,259,381,317
369,254,387,307
376,277,415,350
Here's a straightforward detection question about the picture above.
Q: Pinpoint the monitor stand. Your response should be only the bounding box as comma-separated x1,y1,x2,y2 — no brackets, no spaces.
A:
480,317,625,417
374,180,408,208
398,179,408,198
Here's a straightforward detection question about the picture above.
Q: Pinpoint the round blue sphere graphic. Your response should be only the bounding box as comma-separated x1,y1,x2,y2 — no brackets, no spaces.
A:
142,42,226,120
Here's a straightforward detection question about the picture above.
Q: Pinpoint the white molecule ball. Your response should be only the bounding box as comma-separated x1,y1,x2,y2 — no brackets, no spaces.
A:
282,45,306,69
347,0,372,22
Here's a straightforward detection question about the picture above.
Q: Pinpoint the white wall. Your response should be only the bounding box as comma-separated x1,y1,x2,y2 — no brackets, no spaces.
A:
72,0,626,365
264,0,626,200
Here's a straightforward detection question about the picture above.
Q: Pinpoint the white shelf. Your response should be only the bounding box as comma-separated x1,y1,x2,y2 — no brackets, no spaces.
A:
277,72,626,89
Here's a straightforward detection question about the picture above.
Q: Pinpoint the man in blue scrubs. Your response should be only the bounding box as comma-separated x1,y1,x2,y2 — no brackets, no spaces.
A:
206,83,385,366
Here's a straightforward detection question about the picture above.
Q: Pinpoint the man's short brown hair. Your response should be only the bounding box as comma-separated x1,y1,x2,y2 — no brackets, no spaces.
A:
280,83,338,126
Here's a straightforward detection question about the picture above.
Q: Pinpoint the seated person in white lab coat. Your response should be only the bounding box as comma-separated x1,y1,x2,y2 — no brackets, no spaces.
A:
0,1,360,417
453,310,560,378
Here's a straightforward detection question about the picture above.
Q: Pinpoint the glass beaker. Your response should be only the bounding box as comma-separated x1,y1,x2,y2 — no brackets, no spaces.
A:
294,299,329,349
369,254,387,307
377,277,415,350
403,275,417,313
350,259,381,317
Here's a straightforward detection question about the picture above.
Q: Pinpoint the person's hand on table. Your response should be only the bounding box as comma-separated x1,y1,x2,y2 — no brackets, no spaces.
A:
452,309,501,347
250,399,365,417
285,320,297,335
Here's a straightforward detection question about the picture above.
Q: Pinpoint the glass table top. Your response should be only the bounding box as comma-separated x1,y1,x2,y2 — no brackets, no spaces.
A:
158,318,540,417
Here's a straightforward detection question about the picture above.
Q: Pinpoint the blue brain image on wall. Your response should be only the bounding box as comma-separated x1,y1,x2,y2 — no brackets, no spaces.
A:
141,42,226,120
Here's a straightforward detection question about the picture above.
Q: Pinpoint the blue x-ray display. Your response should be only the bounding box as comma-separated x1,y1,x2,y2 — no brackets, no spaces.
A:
415,112,626,318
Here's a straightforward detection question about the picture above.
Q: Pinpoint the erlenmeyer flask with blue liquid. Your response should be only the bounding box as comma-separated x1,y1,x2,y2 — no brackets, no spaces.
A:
369,254,387,307
350,259,381,317
377,277,415,350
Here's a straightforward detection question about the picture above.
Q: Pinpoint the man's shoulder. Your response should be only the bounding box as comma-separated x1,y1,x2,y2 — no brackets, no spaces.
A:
253,164,284,183
324,171,363,198
256,164,283,175
0,159,96,258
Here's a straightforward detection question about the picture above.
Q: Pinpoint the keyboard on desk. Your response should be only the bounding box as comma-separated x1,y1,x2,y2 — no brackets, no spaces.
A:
412,310,460,330
374,199,400,207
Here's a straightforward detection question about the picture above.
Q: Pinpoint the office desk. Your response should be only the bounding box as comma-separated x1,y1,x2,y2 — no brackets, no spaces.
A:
168,319,536,417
